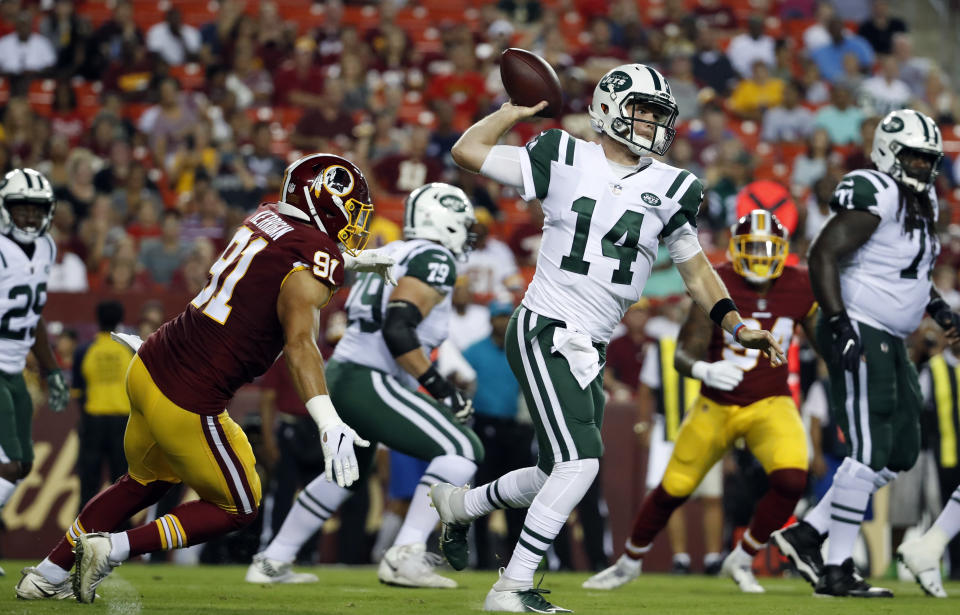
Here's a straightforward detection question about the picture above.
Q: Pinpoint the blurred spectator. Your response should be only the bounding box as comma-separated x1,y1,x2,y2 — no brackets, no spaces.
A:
112,163,162,224
181,181,227,245
169,121,220,197
3,97,38,167
831,0,871,23
813,83,865,145
101,37,156,102
373,125,443,196
857,0,907,55
803,1,839,52
859,55,912,116
919,68,960,125
337,51,372,112
73,300,132,509
790,128,833,189
37,135,71,188
137,300,166,340
704,142,752,231
725,15,776,79
40,0,91,77
892,33,934,98
666,136,705,180
425,100,463,169
93,139,134,194
605,301,649,402
85,0,143,80
810,17,875,83
425,44,489,123
78,194,125,270
226,38,274,109
667,55,700,123
760,80,815,143
139,209,190,285
798,57,831,105
462,208,518,301
48,226,90,293
498,0,543,24
692,27,739,96
508,202,544,268
55,148,98,221
448,276,491,351
49,81,85,146
366,212,402,250
147,8,201,66
244,122,285,197
125,195,162,244
728,60,784,121
199,0,244,65
693,0,737,31
272,36,325,109
291,81,355,152
138,77,199,166
169,238,215,294
836,51,867,92
802,174,838,244
0,9,57,76
315,1,348,65
843,115,881,171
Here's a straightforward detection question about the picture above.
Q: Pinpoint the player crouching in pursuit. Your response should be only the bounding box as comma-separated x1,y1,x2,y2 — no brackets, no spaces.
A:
429,63,785,612
584,211,817,594
16,154,396,602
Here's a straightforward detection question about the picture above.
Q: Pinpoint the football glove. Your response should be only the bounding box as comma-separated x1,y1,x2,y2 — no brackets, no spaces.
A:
418,365,473,423
927,296,960,332
827,311,862,372
46,370,69,413
343,250,397,286
319,422,370,488
444,390,474,424
691,360,744,391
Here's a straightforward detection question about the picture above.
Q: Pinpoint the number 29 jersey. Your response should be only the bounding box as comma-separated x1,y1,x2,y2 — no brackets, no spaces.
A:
702,263,817,406
139,203,345,415
828,169,938,339
517,129,703,343
331,238,457,391
0,233,54,374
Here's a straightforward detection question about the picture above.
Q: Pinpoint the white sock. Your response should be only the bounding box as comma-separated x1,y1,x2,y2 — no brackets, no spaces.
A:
825,459,875,566
394,455,476,547
0,477,16,509
673,552,691,567
262,477,350,563
464,466,548,519
935,485,960,541
109,531,130,562
37,558,69,584
804,486,834,535
500,459,599,586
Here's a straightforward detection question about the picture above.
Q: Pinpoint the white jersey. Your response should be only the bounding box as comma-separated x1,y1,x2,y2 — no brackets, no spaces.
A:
517,129,703,343
829,169,938,338
0,233,54,374
332,238,457,390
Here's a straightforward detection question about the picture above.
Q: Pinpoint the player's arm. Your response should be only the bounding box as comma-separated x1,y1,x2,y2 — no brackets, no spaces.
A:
451,101,547,174
277,269,368,487
675,294,744,391
31,317,68,412
675,250,785,366
800,306,822,356
807,210,879,371
382,276,473,422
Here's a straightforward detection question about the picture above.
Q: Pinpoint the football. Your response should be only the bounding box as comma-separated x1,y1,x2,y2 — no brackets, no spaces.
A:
500,48,564,118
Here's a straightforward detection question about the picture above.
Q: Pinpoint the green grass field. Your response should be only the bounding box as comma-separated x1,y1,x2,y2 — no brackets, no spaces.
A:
1,561,958,614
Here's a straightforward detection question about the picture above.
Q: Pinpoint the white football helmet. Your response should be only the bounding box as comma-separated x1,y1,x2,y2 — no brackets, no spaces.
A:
588,63,679,156
871,109,943,193
403,183,476,258
0,168,55,244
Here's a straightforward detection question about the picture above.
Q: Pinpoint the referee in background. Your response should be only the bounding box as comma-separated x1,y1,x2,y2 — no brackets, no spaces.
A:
72,300,132,508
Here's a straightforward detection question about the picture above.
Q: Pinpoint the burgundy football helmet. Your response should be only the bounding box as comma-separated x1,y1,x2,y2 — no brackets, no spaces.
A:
729,209,789,283
276,153,373,255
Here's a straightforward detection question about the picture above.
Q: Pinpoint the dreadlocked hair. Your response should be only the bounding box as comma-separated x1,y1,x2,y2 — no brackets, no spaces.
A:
896,186,938,243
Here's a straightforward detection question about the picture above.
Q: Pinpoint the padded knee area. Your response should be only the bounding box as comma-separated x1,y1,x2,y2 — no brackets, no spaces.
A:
834,458,877,494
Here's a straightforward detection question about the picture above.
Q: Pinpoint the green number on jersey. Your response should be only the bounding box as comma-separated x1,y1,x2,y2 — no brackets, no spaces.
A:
558,197,646,285
0,282,47,340
900,227,931,280
344,271,386,332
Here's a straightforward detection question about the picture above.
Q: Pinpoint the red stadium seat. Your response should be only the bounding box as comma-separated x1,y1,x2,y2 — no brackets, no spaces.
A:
169,63,206,91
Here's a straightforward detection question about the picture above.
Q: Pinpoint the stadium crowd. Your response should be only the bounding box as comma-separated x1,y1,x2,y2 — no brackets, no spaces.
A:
6,0,960,578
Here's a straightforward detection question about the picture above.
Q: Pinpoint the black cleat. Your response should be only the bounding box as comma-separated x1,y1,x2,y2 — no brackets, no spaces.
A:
772,521,825,587
814,558,893,598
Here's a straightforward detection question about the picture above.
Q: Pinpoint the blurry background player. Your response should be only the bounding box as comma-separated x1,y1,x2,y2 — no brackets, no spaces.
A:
585,210,817,594
247,182,482,589
0,169,69,577
634,324,724,575
773,109,955,598
16,154,392,602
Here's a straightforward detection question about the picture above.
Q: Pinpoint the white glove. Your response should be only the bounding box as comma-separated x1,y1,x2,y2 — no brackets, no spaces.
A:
344,250,397,286
692,360,744,391
319,422,371,488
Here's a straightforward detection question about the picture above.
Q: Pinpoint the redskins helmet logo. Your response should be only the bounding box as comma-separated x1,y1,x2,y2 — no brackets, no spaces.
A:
321,165,354,197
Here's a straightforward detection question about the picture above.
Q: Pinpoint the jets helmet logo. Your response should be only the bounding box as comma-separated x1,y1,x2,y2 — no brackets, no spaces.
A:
881,116,905,133
599,71,632,94
439,194,468,212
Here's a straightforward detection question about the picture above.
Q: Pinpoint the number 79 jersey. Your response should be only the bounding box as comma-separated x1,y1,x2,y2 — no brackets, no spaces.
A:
517,129,703,343
139,203,345,415
0,233,54,374
331,238,457,390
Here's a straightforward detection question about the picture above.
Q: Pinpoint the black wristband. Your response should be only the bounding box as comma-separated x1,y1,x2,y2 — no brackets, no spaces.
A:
417,365,455,400
709,298,738,327
826,310,851,330
927,296,949,316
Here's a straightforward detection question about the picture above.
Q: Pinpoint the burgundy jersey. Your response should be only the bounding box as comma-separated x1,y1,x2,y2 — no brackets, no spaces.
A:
701,263,816,406
139,203,344,415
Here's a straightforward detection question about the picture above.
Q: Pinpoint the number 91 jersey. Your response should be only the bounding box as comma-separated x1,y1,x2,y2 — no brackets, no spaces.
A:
331,238,456,390
0,234,54,374
518,129,703,343
139,203,345,415
703,263,817,406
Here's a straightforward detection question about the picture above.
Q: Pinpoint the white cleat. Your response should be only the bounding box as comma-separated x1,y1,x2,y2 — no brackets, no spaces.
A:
245,553,319,584
429,482,472,525
897,526,948,598
15,567,75,600
722,546,765,594
484,570,572,613
72,532,120,603
582,554,641,590
378,543,457,588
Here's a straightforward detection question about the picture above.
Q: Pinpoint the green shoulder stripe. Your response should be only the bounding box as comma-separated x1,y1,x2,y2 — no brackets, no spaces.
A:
661,177,703,237
525,129,563,200
665,170,691,199
404,248,457,292
830,173,880,213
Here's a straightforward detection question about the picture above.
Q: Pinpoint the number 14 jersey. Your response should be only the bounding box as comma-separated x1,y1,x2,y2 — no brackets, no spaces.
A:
518,129,703,343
